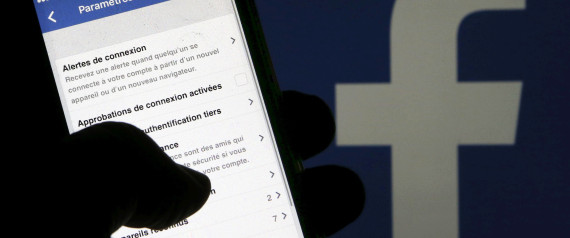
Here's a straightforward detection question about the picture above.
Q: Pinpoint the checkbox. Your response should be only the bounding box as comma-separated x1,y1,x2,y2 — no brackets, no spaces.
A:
235,73,248,86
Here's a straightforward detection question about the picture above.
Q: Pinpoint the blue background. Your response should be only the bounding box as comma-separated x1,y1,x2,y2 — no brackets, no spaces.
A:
253,0,570,237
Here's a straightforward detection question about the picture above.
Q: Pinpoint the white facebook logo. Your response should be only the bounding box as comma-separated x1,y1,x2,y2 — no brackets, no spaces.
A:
336,0,525,237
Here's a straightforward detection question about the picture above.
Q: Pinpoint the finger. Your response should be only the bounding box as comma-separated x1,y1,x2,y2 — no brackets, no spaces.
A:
295,165,365,236
281,91,336,160
98,122,211,230
62,122,211,232
98,122,212,230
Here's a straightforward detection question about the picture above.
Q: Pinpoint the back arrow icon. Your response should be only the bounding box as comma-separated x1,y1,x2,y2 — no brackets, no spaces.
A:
48,11,56,23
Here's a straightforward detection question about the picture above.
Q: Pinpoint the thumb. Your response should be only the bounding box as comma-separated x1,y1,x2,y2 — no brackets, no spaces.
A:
59,122,211,234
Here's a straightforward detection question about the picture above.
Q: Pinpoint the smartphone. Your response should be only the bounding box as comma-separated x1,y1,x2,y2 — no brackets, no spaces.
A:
32,0,307,237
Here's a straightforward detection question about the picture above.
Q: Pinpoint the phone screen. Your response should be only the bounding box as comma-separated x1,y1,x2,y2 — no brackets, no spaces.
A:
33,0,304,237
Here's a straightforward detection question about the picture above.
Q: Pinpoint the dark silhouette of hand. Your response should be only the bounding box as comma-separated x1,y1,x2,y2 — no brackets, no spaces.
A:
43,91,364,237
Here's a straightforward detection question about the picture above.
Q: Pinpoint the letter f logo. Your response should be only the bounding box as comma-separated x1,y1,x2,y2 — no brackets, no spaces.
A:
336,1,525,237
